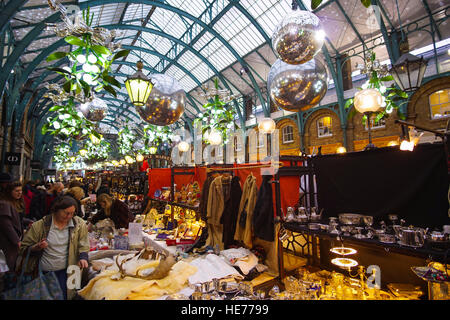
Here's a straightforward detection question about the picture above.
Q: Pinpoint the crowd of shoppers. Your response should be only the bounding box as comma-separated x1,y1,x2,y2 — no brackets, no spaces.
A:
0,173,134,299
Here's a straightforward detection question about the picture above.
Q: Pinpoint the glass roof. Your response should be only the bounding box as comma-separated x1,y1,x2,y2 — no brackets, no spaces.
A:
9,0,450,130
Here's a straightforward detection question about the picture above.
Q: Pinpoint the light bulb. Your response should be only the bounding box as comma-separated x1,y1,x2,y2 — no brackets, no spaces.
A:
119,159,126,165
400,140,414,151
336,146,347,154
82,63,92,73
79,149,88,157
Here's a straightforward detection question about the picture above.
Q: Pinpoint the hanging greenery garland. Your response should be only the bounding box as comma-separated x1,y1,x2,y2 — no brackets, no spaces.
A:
43,7,128,145
194,78,237,145
82,138,111,164
117,121,137,156
141,124,175,154
52,142,71,169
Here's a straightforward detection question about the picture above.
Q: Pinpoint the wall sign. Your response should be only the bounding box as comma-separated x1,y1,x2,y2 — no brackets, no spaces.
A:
5,152,21,166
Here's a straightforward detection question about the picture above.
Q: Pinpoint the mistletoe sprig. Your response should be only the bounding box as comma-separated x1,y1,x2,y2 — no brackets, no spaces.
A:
41,97,102,144
194,78,237,145
83,138,111,163
52,142,71,169
117,121,137,156
142,124,175,153
345,51,408,124
45,7,129,101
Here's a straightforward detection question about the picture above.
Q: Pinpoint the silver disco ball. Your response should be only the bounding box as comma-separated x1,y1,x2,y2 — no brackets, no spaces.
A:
267,58,329,112
136,74,185,126
78,97,108,122
272,10,325,65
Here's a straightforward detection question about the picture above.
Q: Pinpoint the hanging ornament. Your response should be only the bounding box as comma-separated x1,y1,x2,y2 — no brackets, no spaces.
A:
136,74,185,126
267,58,329,112
78,97,108,121
272,10,325,65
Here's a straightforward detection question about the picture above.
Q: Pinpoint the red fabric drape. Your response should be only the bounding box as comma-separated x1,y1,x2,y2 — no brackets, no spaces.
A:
147,161,301,216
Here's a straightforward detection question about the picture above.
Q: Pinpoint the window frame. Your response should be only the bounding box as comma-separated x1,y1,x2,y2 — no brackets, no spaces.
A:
317,116,333,138
429,88,450,120
282,125,294,144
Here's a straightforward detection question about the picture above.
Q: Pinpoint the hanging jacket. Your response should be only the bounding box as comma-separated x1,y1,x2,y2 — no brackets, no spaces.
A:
234,174,258,248
207,175,232,226
199,174,216,221
252,175,275,242
220,176,242,248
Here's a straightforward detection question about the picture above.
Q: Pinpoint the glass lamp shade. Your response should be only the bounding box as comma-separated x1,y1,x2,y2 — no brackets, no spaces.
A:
112,160,119,166
125,61,154,107
70,156,76,162
178,141,190,152
136,154,144,162
389,53,427,92
149,146,158,155
207,130,222,146
258,118,276,134
125,155,134,164
119,159,126,165
354,89,383,113
79,149,88,157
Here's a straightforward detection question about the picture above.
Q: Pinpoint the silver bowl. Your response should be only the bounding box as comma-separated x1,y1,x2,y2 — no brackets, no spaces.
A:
339,213,363,225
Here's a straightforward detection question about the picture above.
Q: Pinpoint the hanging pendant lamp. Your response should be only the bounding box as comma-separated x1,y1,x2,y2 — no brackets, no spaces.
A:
125,61,154,107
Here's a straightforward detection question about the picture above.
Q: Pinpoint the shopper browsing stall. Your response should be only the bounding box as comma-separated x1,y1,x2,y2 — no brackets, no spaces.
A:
19,196,89,300
90,193,134,229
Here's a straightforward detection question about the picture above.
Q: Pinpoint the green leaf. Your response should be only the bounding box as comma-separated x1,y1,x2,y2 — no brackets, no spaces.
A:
103,85,117,97
380,75,394,82
91,45,111,57
103,75,121,88
361,0,372,8
64,36,85,47
47,67,71,75
63,81,72,93
46,51,69,62
49,105,63,112
344,98,354,109
311,0,323,10
111,49,130,61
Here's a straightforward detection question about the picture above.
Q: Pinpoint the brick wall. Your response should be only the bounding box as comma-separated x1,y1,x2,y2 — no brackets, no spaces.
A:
304,108,344,154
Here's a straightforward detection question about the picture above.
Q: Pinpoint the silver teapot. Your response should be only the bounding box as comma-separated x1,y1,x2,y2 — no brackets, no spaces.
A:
398,227,428,248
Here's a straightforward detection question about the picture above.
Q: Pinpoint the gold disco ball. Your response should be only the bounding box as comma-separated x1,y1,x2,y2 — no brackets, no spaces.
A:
267,58,328,112
136,74,185,126
272,10,325,65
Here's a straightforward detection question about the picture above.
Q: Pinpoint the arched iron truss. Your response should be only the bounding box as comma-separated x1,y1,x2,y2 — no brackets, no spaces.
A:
0,0,449,168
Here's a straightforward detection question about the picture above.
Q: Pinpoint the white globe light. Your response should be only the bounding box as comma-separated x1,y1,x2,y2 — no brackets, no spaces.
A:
76,54,86,64
136,154,144,162
354,88,383,113
208,130,222,145
178,141,190,152
258,118,276,134
83,73,93,84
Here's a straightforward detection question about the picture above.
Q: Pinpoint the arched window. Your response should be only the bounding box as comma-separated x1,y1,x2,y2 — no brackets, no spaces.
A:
317,116,332,138
282,125,294,144
429,89,450,119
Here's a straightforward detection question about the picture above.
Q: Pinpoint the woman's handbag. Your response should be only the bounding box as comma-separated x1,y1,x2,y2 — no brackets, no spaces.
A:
0,247,64,300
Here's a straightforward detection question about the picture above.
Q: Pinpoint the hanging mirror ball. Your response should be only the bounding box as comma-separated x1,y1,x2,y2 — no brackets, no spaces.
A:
78,97,108,122
136,74,185,126
272,10,325,65
267,58,329,112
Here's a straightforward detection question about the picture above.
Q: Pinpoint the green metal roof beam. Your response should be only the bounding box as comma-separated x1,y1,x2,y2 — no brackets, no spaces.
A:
421,0,442,41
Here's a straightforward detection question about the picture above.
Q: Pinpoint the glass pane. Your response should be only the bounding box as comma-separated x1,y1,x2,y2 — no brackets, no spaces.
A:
429,92,440,105
439,89,450,103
